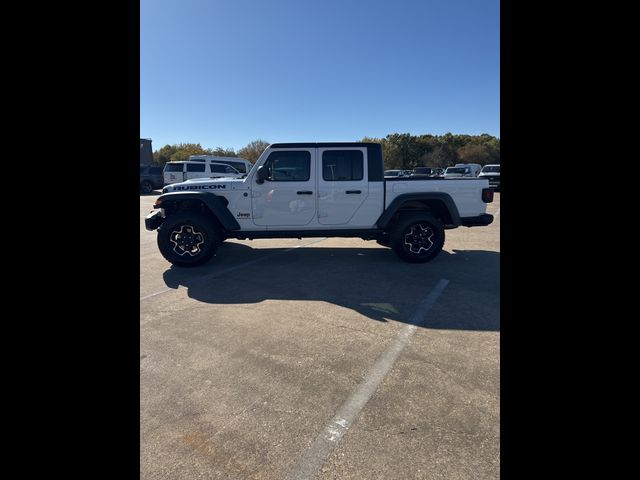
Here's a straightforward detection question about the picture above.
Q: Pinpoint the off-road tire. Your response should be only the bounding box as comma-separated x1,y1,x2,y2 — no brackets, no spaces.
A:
390,214,445,263
157,213,222,267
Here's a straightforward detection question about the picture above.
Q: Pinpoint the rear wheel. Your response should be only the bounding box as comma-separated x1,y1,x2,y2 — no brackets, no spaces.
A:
390,214,445,263
157,213,221,267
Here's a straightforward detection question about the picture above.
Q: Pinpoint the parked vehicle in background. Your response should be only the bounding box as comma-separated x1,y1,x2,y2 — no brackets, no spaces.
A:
444,163,482,178
163,161,245,185
140,165,164,194
188,155,254,174
412,166,437,178
433,168,445,177
479,164,500,191
384,169,407,178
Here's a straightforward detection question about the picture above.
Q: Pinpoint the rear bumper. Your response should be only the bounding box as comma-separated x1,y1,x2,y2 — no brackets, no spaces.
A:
145,210,164,231
460,213,494,227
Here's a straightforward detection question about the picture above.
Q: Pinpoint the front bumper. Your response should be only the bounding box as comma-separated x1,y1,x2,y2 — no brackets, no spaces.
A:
460,213,494,227
145,210,164,231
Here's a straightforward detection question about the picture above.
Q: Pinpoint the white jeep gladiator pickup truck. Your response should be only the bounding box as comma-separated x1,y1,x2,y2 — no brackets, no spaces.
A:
145,142,494,267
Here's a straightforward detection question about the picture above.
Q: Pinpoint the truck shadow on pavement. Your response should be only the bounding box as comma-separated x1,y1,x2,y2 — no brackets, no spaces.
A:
161,242,500,331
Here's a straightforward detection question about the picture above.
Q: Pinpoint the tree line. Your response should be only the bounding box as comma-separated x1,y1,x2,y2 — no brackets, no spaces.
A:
152,133,499,170
153,139,270,165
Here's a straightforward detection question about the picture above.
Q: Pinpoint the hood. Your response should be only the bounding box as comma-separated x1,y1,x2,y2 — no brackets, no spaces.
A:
163,176,245,193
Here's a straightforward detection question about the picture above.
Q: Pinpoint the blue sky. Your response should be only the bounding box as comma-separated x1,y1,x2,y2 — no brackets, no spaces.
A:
141,0,499,152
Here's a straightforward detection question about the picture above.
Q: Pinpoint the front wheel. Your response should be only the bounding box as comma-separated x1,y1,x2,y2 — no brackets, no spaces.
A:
390,214,445,263
157,213,221,267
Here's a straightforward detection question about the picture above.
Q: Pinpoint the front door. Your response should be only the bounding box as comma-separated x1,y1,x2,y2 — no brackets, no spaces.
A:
317,147,368,225
251,148,316,227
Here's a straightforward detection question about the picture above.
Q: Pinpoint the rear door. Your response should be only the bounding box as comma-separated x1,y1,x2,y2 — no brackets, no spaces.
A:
317,147,368,225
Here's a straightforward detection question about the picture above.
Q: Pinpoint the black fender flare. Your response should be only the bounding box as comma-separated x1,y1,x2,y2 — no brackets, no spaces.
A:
376,192,461,228
154,191,240,231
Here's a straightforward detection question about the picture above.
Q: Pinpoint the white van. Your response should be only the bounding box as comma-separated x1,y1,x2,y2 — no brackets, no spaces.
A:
188,155,254,174
163,161,245,185
444,163,482,178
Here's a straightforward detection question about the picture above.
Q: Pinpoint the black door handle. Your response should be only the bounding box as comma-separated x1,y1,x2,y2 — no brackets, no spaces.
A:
345,190,361,194
297,191,313,195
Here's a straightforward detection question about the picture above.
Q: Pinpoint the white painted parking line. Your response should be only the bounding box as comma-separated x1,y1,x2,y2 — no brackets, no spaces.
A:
286,279,450,480
139,238,328,301
494,207,500,217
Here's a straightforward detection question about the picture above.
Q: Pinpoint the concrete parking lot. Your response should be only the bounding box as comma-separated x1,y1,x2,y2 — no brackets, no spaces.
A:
140,192,500,479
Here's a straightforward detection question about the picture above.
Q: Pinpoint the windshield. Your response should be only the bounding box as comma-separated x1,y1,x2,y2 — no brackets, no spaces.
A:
481,165,500,173
446,167,467,174
164,163,184,172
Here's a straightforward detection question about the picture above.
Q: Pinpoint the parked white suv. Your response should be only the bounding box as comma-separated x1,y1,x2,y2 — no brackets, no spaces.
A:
188,155,253,174
163,161,245,185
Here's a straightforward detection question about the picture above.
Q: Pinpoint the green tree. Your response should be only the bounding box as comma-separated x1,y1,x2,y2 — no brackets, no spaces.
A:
423,144,458,168
152,143,237,165
153,144,177,165
383,133,421,170
456,143,492,165
238,139,270,163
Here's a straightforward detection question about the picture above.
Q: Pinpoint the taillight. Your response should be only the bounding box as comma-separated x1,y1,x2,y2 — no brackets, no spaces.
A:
482,188,494,203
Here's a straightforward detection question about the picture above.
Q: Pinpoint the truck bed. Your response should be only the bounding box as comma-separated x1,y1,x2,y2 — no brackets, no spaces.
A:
384,177,490,218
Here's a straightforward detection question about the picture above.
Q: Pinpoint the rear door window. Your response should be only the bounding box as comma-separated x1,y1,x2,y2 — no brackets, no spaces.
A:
322,150,363,181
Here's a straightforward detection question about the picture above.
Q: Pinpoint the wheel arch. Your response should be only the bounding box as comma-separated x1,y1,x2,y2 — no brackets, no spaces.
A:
155,191,240,232
376,192,461,229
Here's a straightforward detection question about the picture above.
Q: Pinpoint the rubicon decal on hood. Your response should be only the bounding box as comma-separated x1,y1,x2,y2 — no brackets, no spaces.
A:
170,184,227,191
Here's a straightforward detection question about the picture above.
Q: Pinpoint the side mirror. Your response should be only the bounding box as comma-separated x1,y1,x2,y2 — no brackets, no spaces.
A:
256,165,268,184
